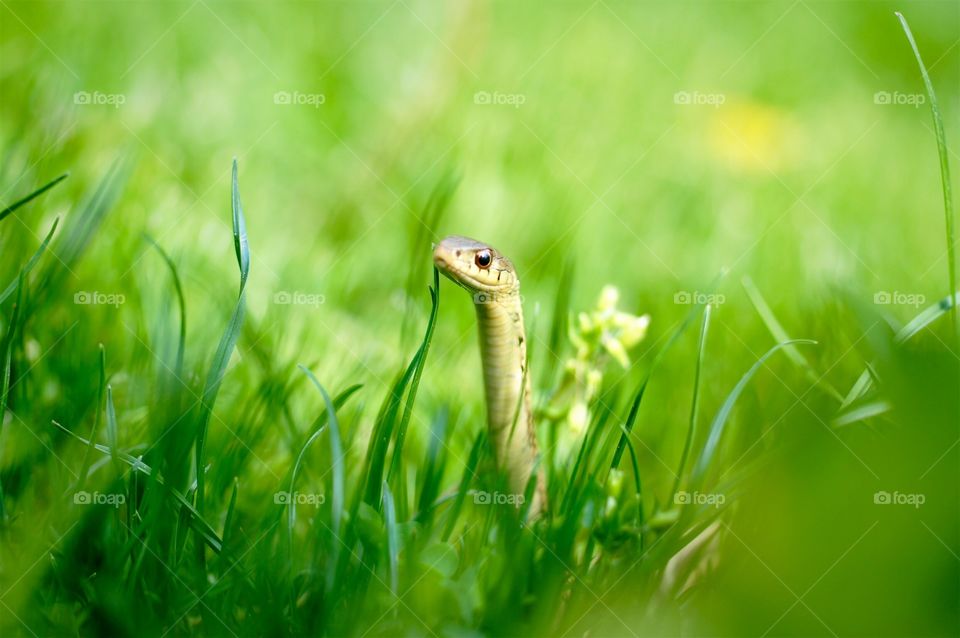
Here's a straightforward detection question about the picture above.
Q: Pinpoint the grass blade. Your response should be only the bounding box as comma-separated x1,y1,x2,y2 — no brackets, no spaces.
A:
303,383,362,436
77,344,106,491
897,292,959,343
145,235,187,376
195,294,245,513
106,385,118,464
220,478,240,566
670,303,711,502
833,400,892,427
388,268,440,483
689,339,817,487
0,173,68,223
742,275,843,402
52,420,224,552
286,426,325,547
0,271,24,519
0,272,23,417
415,406,449,523
231,158,250,291
297,366,345,540
0,217,59,306
841,293,957,407
401,169,458,344
618,425,645,531
896,12,957,347
195,160,251,516
361,369,413,509
442,431,486,541
286,380,360,593
37,159,127,302
382,481,399,597
562,390,616,514
610,295,710,471
839,368,874,411
539,258,574,389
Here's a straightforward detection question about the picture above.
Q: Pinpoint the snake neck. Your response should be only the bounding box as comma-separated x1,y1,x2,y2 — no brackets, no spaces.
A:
474,292,545,514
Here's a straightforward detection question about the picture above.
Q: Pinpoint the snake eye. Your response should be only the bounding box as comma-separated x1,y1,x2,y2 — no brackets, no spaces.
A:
475,250,492,269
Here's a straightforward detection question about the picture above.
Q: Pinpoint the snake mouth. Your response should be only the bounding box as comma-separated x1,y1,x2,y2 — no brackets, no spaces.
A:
433,251,481,292
434,248,503,295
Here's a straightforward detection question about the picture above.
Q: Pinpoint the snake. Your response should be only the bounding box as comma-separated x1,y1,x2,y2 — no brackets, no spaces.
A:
433,235,546,516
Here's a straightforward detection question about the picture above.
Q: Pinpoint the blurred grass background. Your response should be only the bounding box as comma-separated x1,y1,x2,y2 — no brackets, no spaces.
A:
1,0,959,636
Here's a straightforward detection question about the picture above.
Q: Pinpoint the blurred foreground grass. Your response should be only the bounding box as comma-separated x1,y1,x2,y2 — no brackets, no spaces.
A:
1,1,959,636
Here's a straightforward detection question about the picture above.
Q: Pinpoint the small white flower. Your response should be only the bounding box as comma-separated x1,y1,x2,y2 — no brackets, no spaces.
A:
599,285,620,312
568,401,589,433
617,313,651,348
602,335,630,368
586,369,603,396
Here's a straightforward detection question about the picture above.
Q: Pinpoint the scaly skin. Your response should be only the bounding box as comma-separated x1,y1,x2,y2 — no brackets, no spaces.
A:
433,235,546,517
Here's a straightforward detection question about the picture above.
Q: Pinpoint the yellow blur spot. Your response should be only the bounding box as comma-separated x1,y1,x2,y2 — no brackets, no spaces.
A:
709,100,801,173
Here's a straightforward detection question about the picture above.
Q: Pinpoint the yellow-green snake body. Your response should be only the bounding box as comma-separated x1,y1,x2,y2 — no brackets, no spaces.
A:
434,235,546,516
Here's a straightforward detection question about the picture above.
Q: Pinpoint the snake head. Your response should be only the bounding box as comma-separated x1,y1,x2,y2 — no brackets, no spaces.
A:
433,235,519,297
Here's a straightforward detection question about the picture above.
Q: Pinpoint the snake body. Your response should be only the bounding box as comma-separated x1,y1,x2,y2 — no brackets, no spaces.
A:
433,236,546,516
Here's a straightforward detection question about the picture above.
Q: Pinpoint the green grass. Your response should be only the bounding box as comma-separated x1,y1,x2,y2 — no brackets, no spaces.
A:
896,11,958,348
1,2,959,636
